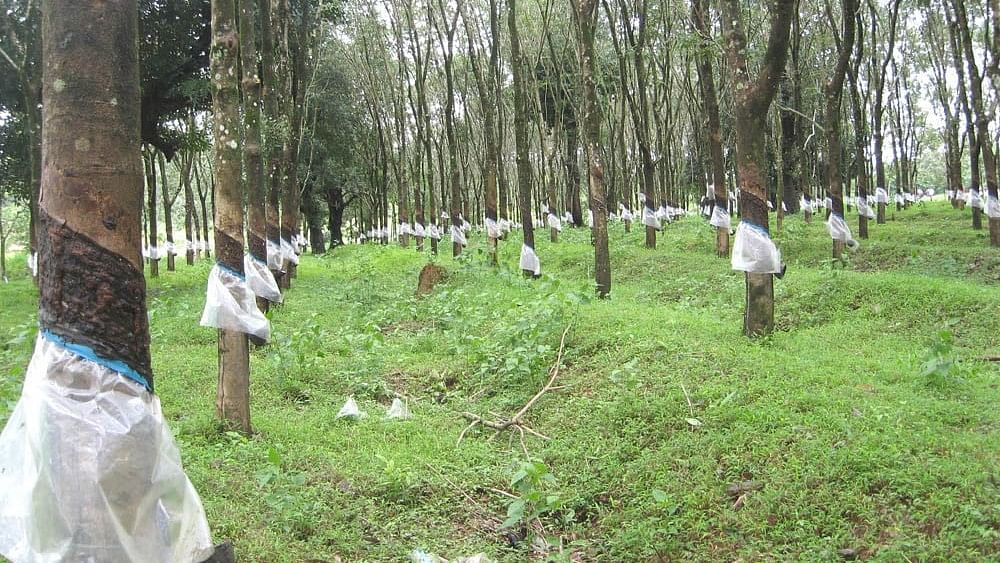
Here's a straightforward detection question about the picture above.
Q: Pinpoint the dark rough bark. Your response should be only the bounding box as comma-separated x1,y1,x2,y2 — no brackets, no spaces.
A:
211,0,251,434
38,0,150,383
824,0,857,259
143,149,160,276
509,0,536,275
241,0,268,274
692,0,729,257
722,0,795,337
576,0,611,297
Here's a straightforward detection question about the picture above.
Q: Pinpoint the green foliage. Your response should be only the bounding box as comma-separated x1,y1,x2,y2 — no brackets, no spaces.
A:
920,329,968,388
502,460,564,530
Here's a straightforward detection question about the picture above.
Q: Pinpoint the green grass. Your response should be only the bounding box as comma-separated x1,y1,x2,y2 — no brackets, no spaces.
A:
1,202,999,561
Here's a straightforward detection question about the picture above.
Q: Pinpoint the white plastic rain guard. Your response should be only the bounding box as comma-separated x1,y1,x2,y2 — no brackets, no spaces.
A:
413,223,425,238
399,223,413,236
546,213,562,232
519,244,540,275
987,196,1000,219
969,190,983,209
27,252,38,277
164,241,176,256
0,333,214,563
587,210,594,227
144,245,160,260
245,254,283,303
731,221,782,274
826,213,859,251
265,239,282,270
201,263,270,342
498,218,512,234
857,198,875,219
450,225,467,246
875,187,888,203
280,238,299,266
710,205,731,229
485,218,501,238
620,208,634,222
427,225,441,240
642,206,661,230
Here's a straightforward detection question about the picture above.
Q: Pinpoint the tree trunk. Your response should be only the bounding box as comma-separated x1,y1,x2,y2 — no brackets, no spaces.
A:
211,0,251,434
722,0,794,337
143,149,160,277
509,0,537,276
158,152,177,271
576,0,611,297
241,0,271,309
824,0,857,259
692,0,730,257
260,0,285,288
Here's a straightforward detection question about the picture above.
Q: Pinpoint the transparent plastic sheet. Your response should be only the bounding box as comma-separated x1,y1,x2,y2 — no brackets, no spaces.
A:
988,196,1000,219
857,199,875,219
450,225,467,246
200,264,270,342
0,334,214,563
731,222,782,274
144,246,160,260
587,210,593,227
27,252,37,277
642,207,662,230
265,240,281,271
498,218,511,234
895,193,905,205
875,187,888,204
969,191,983,209
621,208,633,222
399,223,413,237
826,213,859,251
519,244,540,276
485,218,501,239
244,254,283,303
337,397,365,419
185,240,195,254
280,238,299,266
799,197,811,213
916,189,925,198
164,241,176,256
905,193,915,203
947,189,955,200
656,206,668,221
710,205,731,229
546,213,562,232
824,197,833,209
385,398,412,420
767,200,774,210
427,225,441,240
563,211,573,224
461,218,471,232
413,223,426,238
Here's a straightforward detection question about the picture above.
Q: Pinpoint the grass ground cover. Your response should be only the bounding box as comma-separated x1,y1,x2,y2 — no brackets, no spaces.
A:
1,202,998,561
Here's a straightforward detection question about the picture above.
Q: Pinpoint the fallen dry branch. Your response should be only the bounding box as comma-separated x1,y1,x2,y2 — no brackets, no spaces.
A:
456,324,572,455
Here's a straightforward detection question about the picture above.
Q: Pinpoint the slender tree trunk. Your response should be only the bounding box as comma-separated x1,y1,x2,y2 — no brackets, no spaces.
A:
158,152,177,271
722,0,794,337
509,0,536,276
824,0,857,259
260,0,284,287
241,0,272,310
211,0,251,434
575,0,610,296
692,0,729,257
143,149,160,277
183,148,197,265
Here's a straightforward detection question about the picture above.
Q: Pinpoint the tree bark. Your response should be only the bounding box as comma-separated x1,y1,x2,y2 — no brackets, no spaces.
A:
575,0,611,297
509,0,537,276
722,0,795,337
211,0,251,434
824,0,857,259
691,0,729,257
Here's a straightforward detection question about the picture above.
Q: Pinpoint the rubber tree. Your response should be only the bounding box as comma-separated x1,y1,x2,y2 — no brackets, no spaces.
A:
867,0,901,224
211,0,252,433
721,0,795,337
241,0,271,308
1,0,217,558
260,0,285,287
159,151,179,271
143,147,160,276
691,0,729,257
952,0,1000,246
431,0,464,258
574,0,611,297
509,0,537,276
824,0,857,260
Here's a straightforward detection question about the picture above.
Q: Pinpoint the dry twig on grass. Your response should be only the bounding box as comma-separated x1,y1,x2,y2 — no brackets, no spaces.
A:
456,324,572,456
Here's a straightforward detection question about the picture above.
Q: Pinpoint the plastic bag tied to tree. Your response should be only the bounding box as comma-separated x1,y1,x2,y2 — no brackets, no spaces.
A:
200,263,271,342
731,221,783,274
450,224,467,246
280,238,299,266
826,212,859,251
0,333,214,563
710,204,731,229
519,244,541,276
244,254,282,303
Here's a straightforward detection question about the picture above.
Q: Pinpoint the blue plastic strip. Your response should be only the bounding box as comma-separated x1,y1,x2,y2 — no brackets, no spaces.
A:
41,329,153,393
216,262,246,281
742,220,770,238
